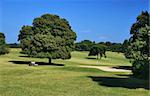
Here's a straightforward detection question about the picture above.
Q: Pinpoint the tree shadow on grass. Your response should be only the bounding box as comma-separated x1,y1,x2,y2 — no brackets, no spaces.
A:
112,66,132,70
19,55,30,58
88,76,149,90
116,74,133,77
9,60,64,66
85,57,97,60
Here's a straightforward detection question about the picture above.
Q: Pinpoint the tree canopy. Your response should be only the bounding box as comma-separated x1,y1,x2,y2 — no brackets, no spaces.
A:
122,39,131,58
18,14,76,63
105,43,123,53
125,11,150,79
0,32,9,55
88,44,107,59
75,40,95,51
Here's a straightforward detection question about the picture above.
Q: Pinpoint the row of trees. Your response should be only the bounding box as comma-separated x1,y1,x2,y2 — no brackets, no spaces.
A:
75,40,94,51
0,32,9,55
75,40,126,53
124,11,149,79
7,40,126,54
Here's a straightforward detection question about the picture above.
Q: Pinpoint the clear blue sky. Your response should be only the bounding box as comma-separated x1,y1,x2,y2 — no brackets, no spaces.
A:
0,0,148,43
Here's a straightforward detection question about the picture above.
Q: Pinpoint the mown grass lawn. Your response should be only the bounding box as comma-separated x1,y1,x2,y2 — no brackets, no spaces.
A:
0,48,149,96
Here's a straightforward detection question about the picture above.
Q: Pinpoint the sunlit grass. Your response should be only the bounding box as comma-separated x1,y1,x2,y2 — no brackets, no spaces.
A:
0,48,149,96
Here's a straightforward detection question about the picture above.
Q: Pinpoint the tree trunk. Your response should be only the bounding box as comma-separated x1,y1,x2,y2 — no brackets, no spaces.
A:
99,53,102,60
97,54,98,60
49,58,52,64
99,55,101,60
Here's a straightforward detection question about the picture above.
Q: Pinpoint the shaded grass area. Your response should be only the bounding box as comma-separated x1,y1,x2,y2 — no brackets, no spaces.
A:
0,48,149,96
112,66,132,70
9,60,64,66
88,76,149,90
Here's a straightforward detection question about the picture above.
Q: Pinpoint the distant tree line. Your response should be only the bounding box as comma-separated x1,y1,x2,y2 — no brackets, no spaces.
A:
75,40,126,53
75,40,95,51
7,43,20,48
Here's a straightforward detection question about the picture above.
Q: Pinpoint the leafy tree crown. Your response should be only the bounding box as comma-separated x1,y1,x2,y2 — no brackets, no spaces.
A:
18,14,76,59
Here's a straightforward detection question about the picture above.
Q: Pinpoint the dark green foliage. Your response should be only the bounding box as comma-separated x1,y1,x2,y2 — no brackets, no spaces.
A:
75,40,123,53
18,14,76,63
0,32,9,55
98,42,123,53
126,11,150,79
122,40,129,53
132,60,149,79
105,41,112,46
122,39,132,58
130,11,149,34
75,40,95,51
0,33,5,44
88,44,107,59
18,25,34,54
108,43,123,53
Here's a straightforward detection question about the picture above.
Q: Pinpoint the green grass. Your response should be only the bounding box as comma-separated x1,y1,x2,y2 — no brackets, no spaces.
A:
0,48,149,96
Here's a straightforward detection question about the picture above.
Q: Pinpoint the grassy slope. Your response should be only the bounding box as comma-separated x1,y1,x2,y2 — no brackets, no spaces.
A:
0,48,149,96
63,51,131,66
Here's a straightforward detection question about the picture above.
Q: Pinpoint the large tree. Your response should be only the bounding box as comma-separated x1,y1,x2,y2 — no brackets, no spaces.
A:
18,14,76,64
126,11,149,79
0,32,9,55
